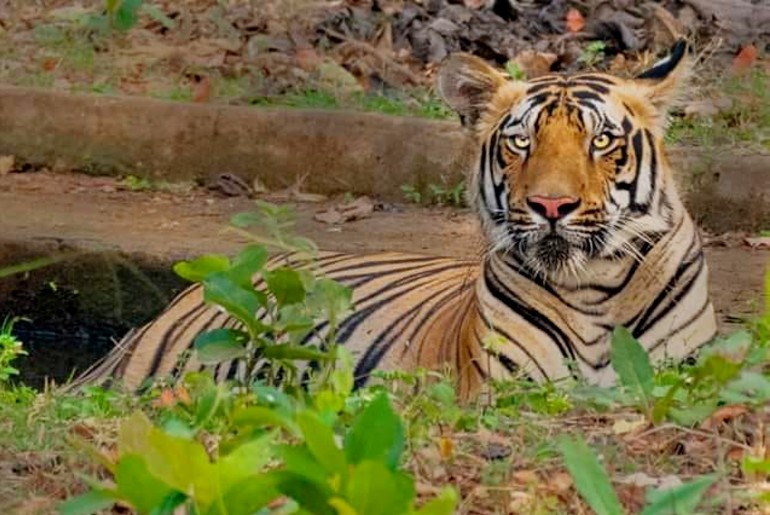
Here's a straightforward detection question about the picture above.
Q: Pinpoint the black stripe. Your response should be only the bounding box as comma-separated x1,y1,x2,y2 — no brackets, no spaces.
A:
484,265,575,362
633,252,703,337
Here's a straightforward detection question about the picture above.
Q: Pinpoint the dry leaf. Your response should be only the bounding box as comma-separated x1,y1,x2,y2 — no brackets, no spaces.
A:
193,77,212,103
315,196,374,224
733,44,758,74
745,237,770,250
700,404,748,429
175,385,192,406
618,472,682,490
314,208,344,225
154,388,176,408
438,437,454,460
566,8,585,33
464,0,486,8
612,415,648,435
0,155,15,176
511,469,539,485
549,472,573,493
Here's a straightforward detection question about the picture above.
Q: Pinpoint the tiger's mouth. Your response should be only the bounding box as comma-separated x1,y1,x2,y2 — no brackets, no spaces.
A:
507,222,605,275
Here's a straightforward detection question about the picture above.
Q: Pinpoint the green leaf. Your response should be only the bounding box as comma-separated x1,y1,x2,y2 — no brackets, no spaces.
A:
113,0,143,31
229,245,269,289
174,255,230,283
59,489,117,515
611,326,654,407
118,411,155,457
121,420,219,508
232,406,298,435
193,383,221,428
140,3,175,29
194,329,249,365
720,371,770,405
641,475,716,515
272,471,336,515
296,411,347,477
345,461,415,515
115,454,179,514
203,273,265,334
264,267,307,306
216,475,278,515
218,434,274,491
412,487,458,515
262,344,332,362
558,436,623,515
278,444,332,486
344,393,404,470
151,491,187,515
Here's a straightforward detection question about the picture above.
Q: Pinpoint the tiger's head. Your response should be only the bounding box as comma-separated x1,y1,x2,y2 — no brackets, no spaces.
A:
439,41,691,279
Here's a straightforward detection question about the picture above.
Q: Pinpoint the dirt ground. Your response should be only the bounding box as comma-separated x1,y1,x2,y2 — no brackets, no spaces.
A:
0,171,765,328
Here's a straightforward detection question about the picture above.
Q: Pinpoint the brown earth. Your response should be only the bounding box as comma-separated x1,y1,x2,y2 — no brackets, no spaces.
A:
0,170,765,329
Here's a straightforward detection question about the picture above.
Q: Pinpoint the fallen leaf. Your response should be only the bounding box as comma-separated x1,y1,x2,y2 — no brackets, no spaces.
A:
192,76,212,103
296,46,322,71
154,388,176,408
314,208,344,225
0,155,15,176
726,447,745,462
315,196,374,224
463,0,486,8
438,437,454,460
566,8,585,33
174,385,192,406
745,237,770,250
511,469,539,485
700,404,748,429
618,472,682,490
733,44,758,74
549,471,573,493
612,415,648,435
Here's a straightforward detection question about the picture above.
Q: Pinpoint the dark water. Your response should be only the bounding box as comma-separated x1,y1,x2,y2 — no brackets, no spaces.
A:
0,244,188,389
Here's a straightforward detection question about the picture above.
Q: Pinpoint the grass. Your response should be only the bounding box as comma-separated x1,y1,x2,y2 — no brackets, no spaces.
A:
666,68,770,150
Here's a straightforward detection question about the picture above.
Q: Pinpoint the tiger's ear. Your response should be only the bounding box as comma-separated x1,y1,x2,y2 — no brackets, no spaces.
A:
438,53,509,129
633,38,691,113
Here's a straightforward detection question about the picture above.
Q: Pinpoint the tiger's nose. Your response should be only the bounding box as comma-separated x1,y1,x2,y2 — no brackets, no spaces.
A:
526,195,581,221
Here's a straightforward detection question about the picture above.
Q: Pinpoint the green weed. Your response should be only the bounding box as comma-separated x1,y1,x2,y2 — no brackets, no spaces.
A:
401,179,466,207
0,317,26,384
578,41,607,68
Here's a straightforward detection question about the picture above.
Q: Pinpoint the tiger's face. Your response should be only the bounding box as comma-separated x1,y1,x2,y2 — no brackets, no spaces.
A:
439,42,689,279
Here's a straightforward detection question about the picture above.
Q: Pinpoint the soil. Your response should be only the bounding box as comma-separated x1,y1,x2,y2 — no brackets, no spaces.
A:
0,170,765,328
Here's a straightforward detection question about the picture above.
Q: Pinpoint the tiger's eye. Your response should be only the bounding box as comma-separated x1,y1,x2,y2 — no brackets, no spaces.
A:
592,133,613,150
509,135,530,150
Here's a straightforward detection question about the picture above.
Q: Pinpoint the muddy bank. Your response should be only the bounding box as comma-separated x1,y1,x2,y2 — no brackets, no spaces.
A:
0,87,768,231
0,173,765,387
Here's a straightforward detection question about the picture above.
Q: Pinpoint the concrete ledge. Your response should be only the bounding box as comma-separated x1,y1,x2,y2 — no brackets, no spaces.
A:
0,86,767,230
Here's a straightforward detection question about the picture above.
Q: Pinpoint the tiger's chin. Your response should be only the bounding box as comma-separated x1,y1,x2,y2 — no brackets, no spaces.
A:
512,231,593,282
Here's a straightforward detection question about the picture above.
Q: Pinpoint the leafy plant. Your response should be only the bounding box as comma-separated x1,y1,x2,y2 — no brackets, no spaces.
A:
560,435,715,515
172,202,353,390
505,60,526,80
62,382,457,514
401,183,423,204
401,179,466,207
0,316,26,384
88,1,173,35
578,41,606,68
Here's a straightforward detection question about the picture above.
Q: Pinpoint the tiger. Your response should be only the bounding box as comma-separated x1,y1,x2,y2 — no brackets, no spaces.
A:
74,39,717,398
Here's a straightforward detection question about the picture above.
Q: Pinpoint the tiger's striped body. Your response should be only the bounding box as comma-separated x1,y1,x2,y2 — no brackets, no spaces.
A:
78,40,717,397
